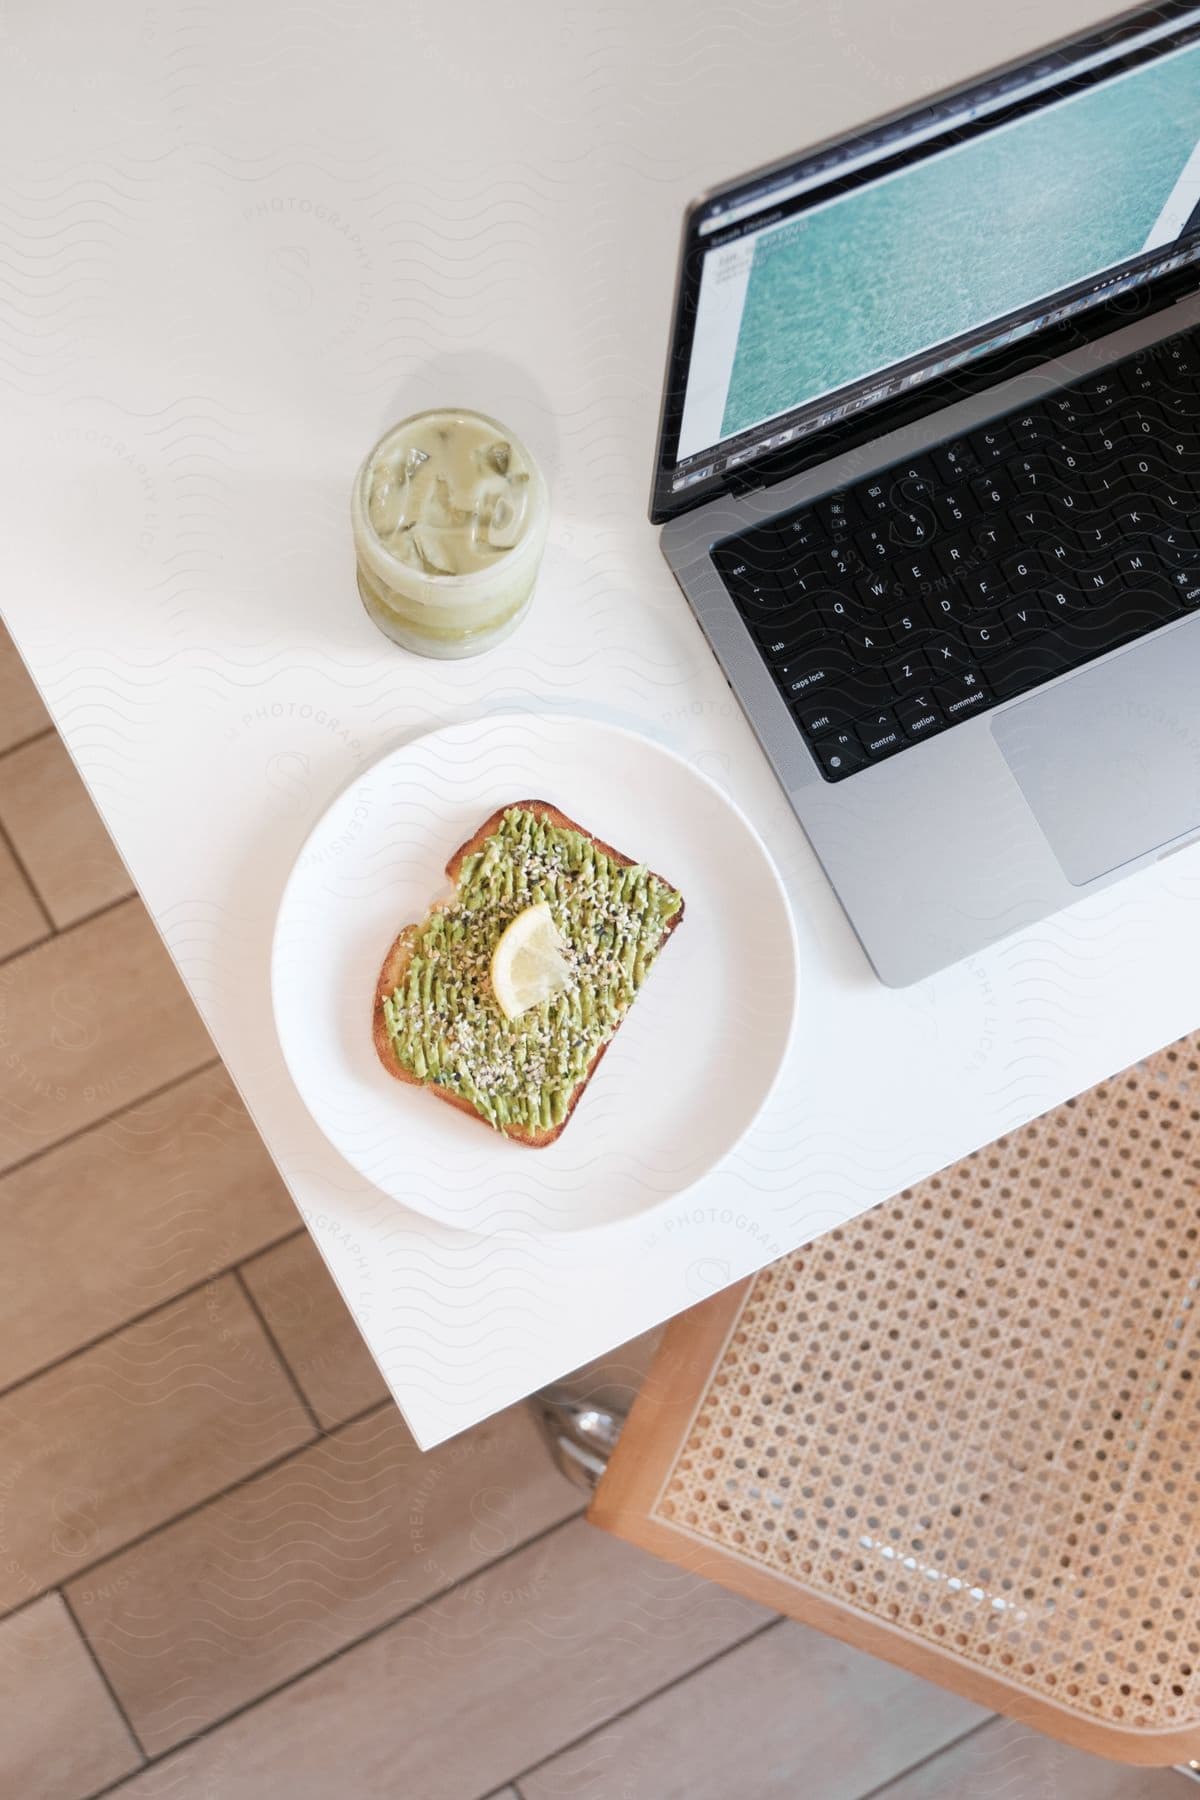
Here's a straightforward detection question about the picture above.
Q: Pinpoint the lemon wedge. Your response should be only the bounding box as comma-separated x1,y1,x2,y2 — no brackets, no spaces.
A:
490,901,571,1020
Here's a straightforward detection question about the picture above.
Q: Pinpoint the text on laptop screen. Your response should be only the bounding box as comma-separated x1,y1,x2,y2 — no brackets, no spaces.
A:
674,33,1200,484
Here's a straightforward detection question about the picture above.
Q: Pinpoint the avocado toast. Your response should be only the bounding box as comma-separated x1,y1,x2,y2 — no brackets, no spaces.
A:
373,800,685,1144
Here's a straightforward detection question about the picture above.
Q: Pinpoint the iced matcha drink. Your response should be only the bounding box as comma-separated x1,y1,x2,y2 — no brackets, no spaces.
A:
351,409,548,658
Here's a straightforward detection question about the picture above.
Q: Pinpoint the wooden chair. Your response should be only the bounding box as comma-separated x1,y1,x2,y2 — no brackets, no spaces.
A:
553,1034,1200,1776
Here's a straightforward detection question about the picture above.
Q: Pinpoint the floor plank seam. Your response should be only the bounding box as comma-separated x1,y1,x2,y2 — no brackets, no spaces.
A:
0,723,55,765
0,1052,223,1191
78,1508,590,1800
232,1264,324,1435
59,1585,150,1768
0,925,52,971
0,810,55,933
1,1390,583,1641
0,1396,348,1629
44,886,139,941
854,1714,997,1800
504,1613,785,1795
0,1217,304,1407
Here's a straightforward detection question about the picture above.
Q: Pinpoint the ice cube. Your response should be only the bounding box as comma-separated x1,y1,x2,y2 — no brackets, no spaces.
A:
367,470,405,538
485,440,510,476
403,446,429,479
412,525,464,575
422,474,474,533
486,485,528,551
387,525,423,569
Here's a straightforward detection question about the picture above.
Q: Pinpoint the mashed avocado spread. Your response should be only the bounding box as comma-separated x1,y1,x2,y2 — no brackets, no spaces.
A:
380,806,683,1134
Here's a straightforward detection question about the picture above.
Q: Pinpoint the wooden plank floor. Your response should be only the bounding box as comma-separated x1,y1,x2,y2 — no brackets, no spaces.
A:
0,625,1190,1800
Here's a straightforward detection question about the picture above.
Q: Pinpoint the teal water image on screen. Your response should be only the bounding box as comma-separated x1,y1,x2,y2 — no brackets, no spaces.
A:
720,43,1200,440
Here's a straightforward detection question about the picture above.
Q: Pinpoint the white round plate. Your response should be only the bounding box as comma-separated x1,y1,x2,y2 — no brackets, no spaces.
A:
272,713,798,1233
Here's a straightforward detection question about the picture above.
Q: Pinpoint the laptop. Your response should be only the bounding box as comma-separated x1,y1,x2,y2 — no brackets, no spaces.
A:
653,2,1200,986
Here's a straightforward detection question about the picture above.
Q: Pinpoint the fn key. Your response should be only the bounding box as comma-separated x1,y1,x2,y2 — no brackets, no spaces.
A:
814,731,866,779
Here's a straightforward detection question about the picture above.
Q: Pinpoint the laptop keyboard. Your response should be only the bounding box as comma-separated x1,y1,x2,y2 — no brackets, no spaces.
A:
712,328,1200,780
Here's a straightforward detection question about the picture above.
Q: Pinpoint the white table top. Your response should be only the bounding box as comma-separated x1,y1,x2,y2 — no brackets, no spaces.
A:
3,0,1189,1449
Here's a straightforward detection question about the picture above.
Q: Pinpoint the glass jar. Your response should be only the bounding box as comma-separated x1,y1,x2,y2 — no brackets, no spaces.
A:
350,408,549,659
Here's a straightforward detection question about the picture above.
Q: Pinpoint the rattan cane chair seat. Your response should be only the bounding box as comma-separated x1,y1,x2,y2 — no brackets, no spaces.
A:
590,1036,1200,1764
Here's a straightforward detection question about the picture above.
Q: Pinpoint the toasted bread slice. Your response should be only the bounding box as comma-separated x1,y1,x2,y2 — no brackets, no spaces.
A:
373,799,684,1146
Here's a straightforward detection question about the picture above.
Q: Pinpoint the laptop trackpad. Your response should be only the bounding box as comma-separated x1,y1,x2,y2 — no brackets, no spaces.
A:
991,625,1200,887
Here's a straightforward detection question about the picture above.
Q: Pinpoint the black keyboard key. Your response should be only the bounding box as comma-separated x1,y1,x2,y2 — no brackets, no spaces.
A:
820,594,869,631
1007,409,1054,450
928,588,975,626
1044,391,1089,432
855,530,895,570
886,652,929,694
972,422,1013,465
1010,500,1063,541
842,622,896,659
1001,597,1048,637
775,554,829,598
1073,373,1123,414
930,439,978,484
972,514,1020,561
1117,503,1190,547
925,634,972,673
1011,453,1056,496
1049,490,1094,531
970,471,1015,511
1040,580,1089,617
933,532,974,579
1170,568,1200,608
961,566,1005,607
888,604,930,646
934,671,991,719
752,610,828,659
961,616,1009,655
794,693,859,736
1156,334,1200,382
858,478,891,518
1038,441,1092,483
819,543,860,583
1145,519,1200,566
892,456,937,490
1120,358,1160,399
713,549,779,603
857,710,904,758
813,731,866,780
1002,549,1046,593
814,492,858,537
1116,543,1157,583
889,508,935,547
775,646,855,700
1076,564,1122,602
775,512,828,555
894,689,944,741
893,549,938,591
856,573,897,611
933,490,970,533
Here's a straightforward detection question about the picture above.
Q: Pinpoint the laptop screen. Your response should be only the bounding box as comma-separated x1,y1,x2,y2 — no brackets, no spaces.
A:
655,5,1200,519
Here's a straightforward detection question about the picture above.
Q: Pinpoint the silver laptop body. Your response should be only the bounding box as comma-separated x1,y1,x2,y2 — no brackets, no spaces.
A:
653,3,1200,985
